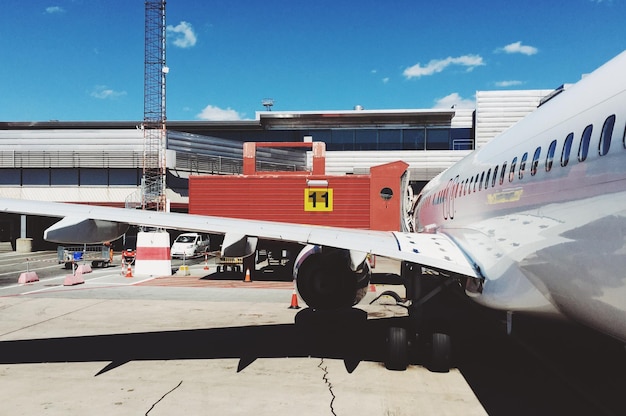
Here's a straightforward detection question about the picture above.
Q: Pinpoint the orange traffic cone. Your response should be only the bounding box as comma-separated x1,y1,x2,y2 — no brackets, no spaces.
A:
288,289,300,309
203,253,209,270
244,268,251,282
125,262,133,278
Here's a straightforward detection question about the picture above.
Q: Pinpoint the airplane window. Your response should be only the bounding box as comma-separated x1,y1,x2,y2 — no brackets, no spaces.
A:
518,152,528,180
546,140,557,172
599,114,615,156
500,162,507,185
531,146,541,176
479,171,485,191
509,157,518,182
492,165,499,188
561,133,574,167
485,168,491,189
578,124,593,162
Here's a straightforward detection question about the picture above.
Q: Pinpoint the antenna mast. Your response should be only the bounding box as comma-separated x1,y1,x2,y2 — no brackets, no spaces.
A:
262,98,274,111
142,0,167,211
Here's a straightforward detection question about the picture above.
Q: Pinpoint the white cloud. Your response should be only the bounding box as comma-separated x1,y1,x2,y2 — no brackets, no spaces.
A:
90,85,127,100
495,80,523,87
499,41,538,56
382,77,390,84
197,105,243,121
433,93,475,109
403,55,485,79
45,6,65,14
167,21,197,48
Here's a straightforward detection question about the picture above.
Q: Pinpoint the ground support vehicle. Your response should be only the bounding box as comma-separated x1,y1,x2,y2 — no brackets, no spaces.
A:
57,244,113,269
215,255,243,273
171,233,210,259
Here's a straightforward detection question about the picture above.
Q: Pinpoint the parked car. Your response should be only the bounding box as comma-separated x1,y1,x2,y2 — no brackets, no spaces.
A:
171,233,210,258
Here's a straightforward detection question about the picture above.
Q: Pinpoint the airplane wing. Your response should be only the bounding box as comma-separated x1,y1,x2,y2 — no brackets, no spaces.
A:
0,197,479,278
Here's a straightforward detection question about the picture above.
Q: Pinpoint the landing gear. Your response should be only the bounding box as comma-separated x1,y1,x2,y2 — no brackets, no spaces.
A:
383,262,454,372
385,327,409,371
430,332,452,372
384,327,452,372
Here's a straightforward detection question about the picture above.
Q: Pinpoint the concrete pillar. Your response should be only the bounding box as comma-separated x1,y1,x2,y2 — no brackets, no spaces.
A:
20,215,26,238
16,238,33,253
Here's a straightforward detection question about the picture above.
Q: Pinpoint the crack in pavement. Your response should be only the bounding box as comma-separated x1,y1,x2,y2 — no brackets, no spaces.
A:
145,380,183,416
318,359,337,416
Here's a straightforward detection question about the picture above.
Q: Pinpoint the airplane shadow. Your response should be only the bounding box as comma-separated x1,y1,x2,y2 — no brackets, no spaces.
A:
1,294,625,415
445,292,626,416
0,308,405,376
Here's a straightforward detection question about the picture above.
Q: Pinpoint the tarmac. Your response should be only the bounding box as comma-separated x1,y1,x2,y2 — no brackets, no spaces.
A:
0,255,487,415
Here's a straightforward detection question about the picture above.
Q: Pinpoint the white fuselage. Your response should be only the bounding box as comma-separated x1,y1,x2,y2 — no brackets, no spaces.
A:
415,51,626,342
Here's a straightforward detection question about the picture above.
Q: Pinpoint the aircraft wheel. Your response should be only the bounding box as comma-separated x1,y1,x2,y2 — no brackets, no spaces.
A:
385,326,408,371
429,332,451,373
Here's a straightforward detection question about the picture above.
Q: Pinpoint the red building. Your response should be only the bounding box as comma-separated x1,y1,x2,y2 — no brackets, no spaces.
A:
189,142,409,231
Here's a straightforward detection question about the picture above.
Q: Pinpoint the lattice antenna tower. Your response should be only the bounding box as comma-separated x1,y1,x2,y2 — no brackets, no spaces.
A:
142,0,168,211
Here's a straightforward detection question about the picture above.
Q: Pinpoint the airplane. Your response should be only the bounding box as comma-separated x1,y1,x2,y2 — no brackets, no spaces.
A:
2,50,626,373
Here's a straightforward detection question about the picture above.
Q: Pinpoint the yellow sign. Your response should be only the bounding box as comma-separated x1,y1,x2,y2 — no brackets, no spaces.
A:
304,188,333,211
487,188,523,205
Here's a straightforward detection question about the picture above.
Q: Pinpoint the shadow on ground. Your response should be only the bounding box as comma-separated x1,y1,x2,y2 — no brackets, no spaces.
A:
1,291,625,415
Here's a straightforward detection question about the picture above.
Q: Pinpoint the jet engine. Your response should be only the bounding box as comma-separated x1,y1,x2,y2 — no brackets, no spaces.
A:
294,245,371,310
44,217,129,244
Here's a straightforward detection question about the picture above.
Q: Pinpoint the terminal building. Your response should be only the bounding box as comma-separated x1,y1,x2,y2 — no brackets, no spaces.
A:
0,89,555,248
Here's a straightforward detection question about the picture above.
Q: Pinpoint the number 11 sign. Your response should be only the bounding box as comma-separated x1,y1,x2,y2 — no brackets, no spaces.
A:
304,188,333,211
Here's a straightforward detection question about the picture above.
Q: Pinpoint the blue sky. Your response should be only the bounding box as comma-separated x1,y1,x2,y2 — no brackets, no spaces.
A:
1,0,625,121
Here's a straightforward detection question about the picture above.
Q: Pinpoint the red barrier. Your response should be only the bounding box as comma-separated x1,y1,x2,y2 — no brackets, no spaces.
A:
17,271,39,284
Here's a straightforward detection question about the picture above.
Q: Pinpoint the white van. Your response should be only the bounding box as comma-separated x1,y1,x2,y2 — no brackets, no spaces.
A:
171,233,210,258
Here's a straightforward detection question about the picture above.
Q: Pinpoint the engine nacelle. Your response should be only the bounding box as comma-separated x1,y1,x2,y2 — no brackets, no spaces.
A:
44,217,129,244
293,245,371,310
